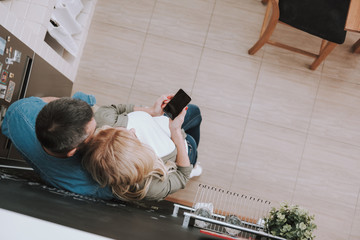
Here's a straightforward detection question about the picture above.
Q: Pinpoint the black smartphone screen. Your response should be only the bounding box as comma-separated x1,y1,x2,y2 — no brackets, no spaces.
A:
163,89,191,120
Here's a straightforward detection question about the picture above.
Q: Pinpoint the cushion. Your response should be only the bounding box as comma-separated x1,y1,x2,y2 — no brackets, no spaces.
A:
278,0,351,44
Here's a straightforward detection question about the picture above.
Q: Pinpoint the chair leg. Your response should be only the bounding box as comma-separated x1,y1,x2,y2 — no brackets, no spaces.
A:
248,0,279,55
310,42,337,70
248,29,273,55
320,39,328,51
351,38,360,53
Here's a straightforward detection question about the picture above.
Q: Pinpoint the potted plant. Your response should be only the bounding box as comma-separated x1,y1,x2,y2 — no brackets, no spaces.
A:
264,202,317,240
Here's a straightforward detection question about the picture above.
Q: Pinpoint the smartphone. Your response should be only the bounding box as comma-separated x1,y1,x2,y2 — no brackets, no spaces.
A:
164,89,191,120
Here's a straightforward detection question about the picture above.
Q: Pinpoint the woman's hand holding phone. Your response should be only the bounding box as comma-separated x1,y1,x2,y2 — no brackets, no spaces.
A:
163,89,191,120
151,94,172,116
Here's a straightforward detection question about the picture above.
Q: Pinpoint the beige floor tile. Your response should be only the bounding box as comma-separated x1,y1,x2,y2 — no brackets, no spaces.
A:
309,76,360,147
148,0,214,46
267,23,324,54
168,107,247,204
231,119,306,203
132,34,202,96
322,31,360,85
350,198,360,240
265,41,324,73
293,135,360,239
206,4,265,59
295,135,360,206
263,46,325,73
292,196,355,240
214,0,267,16
195,107,246,186
72,81,131,107
192,48,260,117
249,62,320,132
74,22,146,95
93,0,156,33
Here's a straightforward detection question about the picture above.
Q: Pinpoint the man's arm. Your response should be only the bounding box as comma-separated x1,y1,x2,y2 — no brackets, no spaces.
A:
41,97,59,103
41,92,97,105
72,92,96,106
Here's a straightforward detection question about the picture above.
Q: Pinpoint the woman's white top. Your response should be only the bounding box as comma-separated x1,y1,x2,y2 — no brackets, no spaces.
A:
127,111,187,158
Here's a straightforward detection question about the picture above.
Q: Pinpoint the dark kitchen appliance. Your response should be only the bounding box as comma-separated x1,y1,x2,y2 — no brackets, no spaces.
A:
0,24,73,168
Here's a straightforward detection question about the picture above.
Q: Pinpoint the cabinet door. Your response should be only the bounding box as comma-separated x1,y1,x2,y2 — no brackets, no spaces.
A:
0,25,34,161
7,54,73,160
25,54,73,98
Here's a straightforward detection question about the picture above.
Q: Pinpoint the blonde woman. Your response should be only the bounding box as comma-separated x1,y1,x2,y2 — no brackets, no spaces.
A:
82,94,202,201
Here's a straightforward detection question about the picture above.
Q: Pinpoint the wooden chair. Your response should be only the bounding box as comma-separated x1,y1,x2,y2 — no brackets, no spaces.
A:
352,38,360,53
249,0,351,70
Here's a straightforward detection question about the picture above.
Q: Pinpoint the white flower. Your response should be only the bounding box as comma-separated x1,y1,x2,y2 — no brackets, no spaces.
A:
282,224,292,232
264,202,317,240
277,212,285,220
298,208,307,216
298,222,307,231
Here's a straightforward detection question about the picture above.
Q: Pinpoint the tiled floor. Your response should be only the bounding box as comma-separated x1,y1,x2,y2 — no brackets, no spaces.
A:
72,0,360,239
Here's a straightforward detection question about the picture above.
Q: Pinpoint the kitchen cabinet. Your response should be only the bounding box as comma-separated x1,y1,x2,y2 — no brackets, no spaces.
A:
0,24,73,163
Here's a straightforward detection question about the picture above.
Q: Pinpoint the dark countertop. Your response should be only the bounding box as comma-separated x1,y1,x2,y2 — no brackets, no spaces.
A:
0,168,216,240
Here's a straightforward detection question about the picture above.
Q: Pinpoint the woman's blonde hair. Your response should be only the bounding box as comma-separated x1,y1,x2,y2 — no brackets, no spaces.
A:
82,127,171,201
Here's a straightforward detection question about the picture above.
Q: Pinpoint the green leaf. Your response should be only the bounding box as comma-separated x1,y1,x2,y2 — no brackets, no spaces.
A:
265,202,317,240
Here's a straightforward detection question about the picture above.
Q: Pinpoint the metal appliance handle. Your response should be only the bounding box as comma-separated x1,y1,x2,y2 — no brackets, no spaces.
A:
18,56,33,99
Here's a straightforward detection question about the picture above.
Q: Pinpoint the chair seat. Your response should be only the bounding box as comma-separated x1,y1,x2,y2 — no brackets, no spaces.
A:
248,0,350,70
279,0,351,44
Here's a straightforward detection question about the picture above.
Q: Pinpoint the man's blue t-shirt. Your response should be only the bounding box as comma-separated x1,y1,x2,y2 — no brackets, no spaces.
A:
1,95,113,199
